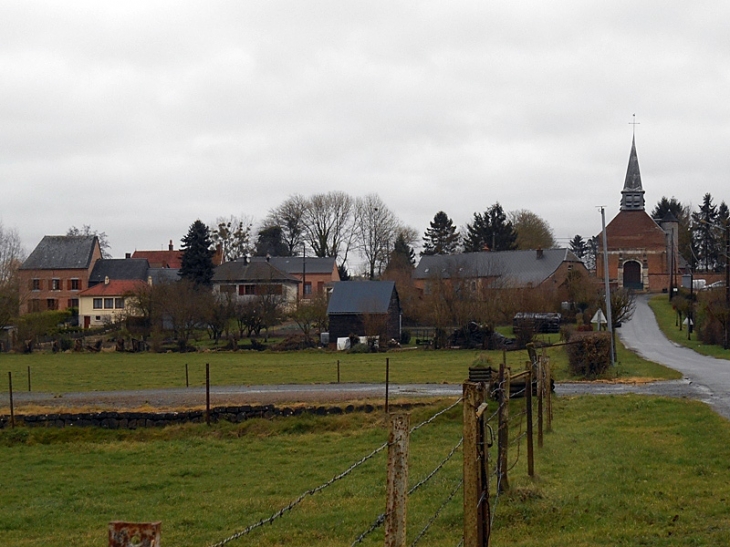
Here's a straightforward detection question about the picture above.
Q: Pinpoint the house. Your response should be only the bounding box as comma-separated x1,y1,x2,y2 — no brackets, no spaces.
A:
131,240,184,269
327,281,401,343
78,278,148,329
88,258,150,287
18,235,103,315
211,258,300,308
250,256,340,299
413,248,587,294
595,136,679,292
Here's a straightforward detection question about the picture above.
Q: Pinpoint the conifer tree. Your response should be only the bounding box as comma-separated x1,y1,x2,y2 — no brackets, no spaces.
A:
463,203,517,252
180,220,215,287
421,211,459,256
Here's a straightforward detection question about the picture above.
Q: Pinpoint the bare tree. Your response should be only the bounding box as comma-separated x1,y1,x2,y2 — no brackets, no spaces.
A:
211,215,254,262
0,224,24,330
302,191,357,263
67,225,111,258
267,194,307,256
355,194,399,279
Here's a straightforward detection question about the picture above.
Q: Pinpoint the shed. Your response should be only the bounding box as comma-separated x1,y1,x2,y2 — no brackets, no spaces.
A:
327,281,401,343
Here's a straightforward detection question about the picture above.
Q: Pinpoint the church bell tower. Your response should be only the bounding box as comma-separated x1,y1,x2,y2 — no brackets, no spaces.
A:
620,136,645,211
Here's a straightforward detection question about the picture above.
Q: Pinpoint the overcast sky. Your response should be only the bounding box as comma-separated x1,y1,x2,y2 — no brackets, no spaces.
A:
2,1,729,266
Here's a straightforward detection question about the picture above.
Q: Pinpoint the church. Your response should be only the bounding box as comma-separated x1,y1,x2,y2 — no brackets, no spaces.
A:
595,137,680,292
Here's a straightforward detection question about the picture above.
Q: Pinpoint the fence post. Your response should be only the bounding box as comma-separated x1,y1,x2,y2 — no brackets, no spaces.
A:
463,382,489,547
497,363,510,493
525,363,534,478
185,363,189,388
384,412,409,547
537,357,544,449
205,363,210,426
337,359,340,384
385,358,390,413
545,357,553,433
27,366,31,392
8,371,15,429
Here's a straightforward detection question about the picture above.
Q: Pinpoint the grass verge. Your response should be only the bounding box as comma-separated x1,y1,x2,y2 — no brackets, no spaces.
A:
1,395,729,546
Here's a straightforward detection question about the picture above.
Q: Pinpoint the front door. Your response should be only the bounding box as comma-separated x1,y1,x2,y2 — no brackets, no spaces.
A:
623,261,643,290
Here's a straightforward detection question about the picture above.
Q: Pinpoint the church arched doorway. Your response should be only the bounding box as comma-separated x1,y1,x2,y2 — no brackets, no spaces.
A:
623,260,642,290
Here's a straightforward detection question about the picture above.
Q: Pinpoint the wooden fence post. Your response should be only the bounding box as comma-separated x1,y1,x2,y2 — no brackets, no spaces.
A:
463,382,489,547
27,366,31,392
385,413,409,547
337,359,340,384
545,357,553,433
497,363,510,493
385,358,390,414
185,363,189,388
8,371,15,429
205,363,210,426
525,363,534,478
537,357,544,449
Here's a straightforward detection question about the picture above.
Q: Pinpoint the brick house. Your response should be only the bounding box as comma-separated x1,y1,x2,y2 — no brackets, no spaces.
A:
250,256,340,299
595,137,679,292
18,236,102,316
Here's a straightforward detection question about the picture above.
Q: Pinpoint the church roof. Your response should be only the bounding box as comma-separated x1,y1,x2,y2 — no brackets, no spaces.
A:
620,136,645,211
601,210,666,250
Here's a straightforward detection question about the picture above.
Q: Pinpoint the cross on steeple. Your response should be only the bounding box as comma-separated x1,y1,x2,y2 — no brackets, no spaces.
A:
629,113,640,137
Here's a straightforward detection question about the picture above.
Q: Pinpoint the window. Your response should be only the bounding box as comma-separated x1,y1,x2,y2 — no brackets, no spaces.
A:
70,279,81,291
219,285,236,295
51,279,61,291
31,279,41,291
30,299,41,312
239,284,256,296
115,298,125,309
104,298,114,309
67,298,79,309
304,282,312,295
46,299,58,311
93,298,103,309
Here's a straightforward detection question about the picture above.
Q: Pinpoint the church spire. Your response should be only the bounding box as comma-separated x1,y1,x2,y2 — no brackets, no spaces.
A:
620,135,645,211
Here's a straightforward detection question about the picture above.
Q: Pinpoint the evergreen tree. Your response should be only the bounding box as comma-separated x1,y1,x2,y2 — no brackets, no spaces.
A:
463,203,517,252
652,196,693,267
421,211,460,256
255,225,290,256
691,193,719,271
386,232,416,272
180,220,215,287
569,235,587,258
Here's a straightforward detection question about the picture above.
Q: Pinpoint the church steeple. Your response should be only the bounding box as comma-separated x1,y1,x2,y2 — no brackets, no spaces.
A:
620,135,645,211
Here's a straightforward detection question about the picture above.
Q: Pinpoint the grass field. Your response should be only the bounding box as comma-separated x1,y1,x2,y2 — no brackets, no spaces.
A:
649,295,730,360
2,395,730,546
0,336,679,395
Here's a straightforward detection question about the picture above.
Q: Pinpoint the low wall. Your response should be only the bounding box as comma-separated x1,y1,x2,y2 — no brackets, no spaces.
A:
0,402,421,430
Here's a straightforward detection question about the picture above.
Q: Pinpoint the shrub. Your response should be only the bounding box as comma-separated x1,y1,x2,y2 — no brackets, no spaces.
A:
566,332,611,378
348,342,371,354
400,329,412,345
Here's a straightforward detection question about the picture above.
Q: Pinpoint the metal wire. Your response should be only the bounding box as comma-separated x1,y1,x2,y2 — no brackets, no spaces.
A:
409,478,463,547
351,512,386,546
410,397,462,434
409,437,463,496
207,440,389,547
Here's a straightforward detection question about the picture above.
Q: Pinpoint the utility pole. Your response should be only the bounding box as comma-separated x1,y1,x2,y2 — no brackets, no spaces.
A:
601,207,616,367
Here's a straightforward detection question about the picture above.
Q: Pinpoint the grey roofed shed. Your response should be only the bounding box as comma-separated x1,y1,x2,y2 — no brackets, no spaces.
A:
88,258,150,286
327,281,397,315
20,235,99,270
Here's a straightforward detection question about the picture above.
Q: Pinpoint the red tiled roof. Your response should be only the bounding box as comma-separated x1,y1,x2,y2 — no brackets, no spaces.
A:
78,279,147,296
131,250,183,269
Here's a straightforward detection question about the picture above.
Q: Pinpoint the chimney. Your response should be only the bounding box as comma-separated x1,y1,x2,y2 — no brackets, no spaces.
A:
169,240,174,251
148,275,153,286
536,248,544,259
104,276,110,285
125,252,131,259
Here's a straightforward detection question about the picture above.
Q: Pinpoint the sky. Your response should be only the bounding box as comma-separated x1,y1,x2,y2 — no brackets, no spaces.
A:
2,1,730,267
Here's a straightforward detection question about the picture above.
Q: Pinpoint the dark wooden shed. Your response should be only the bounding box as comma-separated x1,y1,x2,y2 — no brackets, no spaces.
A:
327,281,401,343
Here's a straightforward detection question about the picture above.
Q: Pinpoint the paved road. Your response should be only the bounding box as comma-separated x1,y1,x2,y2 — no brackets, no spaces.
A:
613,294,730,418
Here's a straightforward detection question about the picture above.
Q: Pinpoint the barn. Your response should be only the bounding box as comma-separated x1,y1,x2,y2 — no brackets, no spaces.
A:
327,281,401,344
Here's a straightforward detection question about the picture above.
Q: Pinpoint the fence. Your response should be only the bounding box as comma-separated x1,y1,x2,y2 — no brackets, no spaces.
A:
104,355,553,546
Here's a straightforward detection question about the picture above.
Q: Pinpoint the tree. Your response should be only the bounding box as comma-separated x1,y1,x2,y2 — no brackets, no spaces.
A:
509,209,555,250
463,203,517,253
571,235,598,271
301,191,356,262
603,287,636,355
691,193,720,271
290,294,329,343
0,223,24,331
569,235,587,258
180,220,215,287
421,211,459,256
386,230,417,273
67,225,111,258
355,194,399,279
211,215,253,262
254,225,289,257
267,194,307,256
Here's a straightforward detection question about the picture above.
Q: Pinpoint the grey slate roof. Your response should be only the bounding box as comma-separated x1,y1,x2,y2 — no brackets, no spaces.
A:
250,256,337,275
212,260,300,283
147,268,181,285
88,259,150,285
327,281,396,315
20,235,99,270
413,249,582,287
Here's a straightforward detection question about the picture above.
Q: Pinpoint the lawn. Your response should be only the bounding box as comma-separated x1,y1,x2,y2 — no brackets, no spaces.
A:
1,395,730,546
649,295,730,359
0,337,678,395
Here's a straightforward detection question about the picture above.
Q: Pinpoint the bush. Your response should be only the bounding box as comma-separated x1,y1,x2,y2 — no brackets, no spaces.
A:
566,332,611,378
348,343,371,354
400,329,412,345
